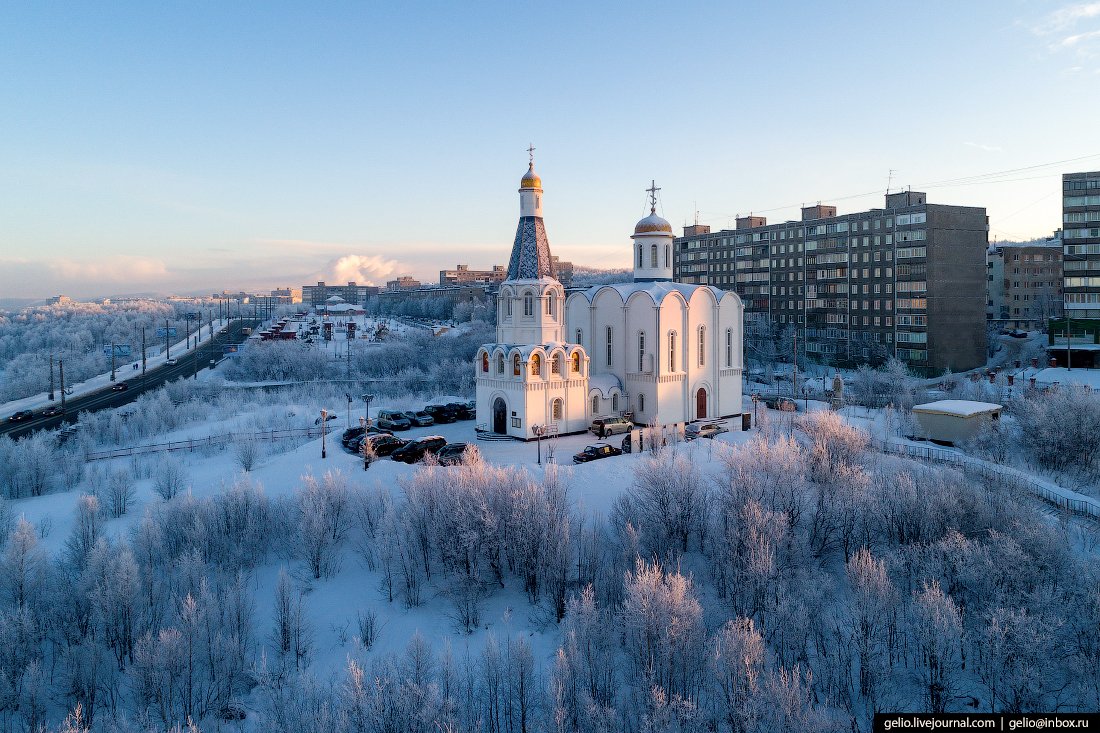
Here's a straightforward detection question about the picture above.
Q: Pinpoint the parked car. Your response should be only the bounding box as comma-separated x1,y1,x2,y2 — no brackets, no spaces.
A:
376,409,412,431
761,395,796,412
402,410,435,427
7,410,33,423
111,383,129,392
1009,329,1028,338
424,404,458,424
360,433,409,457
445,402,475,420
341,426,366,448
390,435,447,463
437,442,480,466
589,416,632,437
41,406,64,418
685,422,729,440
165,358,178,366
573,443,623,464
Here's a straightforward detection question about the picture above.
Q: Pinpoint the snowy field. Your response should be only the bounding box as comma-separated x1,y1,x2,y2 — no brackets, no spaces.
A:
3,335,1100,731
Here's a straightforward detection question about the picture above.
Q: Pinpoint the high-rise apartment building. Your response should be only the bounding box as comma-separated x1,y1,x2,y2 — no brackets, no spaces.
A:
987,240,1062,330
440,264,508,286
673,192,988,374
1063,171,1100,318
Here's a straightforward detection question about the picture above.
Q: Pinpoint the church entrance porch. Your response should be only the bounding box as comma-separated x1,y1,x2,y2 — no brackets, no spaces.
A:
696,388,707,419
493,398,508,434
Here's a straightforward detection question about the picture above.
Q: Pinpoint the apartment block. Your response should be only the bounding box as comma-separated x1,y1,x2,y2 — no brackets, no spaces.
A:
673,191,988,374
1063,171,1100,318
987,240,1062,330
440,264,507,286
301,281,379,308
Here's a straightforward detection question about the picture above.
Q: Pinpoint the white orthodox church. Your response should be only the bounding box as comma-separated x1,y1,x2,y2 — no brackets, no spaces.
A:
475,157,744,439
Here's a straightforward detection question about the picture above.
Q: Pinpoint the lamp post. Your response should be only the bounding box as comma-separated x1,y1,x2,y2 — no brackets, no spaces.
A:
359,416,370,470
752,392,759,424
110,343,116,382
321,409,328,459
362,393,375,427
345,393,353,430
48,354,55,401
532,424,545,465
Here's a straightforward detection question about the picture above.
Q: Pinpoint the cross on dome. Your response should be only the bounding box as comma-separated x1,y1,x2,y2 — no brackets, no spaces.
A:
528,143,535,166
646,180,661,214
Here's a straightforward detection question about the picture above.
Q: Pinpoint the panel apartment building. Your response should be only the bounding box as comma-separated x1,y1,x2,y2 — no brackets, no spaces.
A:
673,192,988,374
1063,171,1100,318
987,239,1062,331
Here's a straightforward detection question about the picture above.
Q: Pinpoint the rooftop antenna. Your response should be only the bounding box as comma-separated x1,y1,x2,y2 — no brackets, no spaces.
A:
886,168,896,196
694,200,699,227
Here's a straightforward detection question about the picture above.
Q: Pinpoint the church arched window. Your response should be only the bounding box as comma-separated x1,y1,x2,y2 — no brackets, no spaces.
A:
638,331,646,371
612,394,619,413
523,293,534,317
637,245,643,268
530,352,542,376
497,353,505,374
726,328,733,367
605,326,613,367
665,245,670,268
551,353,562,375
650,244,658,268
552,398,563,421
668,331,677,372
698,325,706,367
481,352,489,373
505,297,512,318
638,393,645,413
591,395,599,414
513,354,521,376
571,351,580,373
546,293,554,316
575,328,582,346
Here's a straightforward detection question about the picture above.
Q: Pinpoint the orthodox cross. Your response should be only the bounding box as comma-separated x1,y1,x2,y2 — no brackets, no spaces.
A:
527,143,535,166
647,180,661,213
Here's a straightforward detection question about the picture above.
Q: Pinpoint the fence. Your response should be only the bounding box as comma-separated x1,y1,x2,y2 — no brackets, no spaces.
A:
873,439,1100,521
86,426,326,461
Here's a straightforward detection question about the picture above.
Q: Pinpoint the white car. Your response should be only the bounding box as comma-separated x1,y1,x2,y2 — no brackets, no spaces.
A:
165,358,178,366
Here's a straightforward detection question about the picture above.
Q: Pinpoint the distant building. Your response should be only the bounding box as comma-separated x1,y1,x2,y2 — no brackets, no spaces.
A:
673,191,989,374
386,276,422,291
440,264,508,286
48,295,72,305
987,239,1062,330
1063,171,1100,318
271,287,302,303
301,281,379,308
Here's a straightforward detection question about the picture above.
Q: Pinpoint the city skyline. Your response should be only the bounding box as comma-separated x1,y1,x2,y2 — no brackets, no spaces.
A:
3,1,1100,299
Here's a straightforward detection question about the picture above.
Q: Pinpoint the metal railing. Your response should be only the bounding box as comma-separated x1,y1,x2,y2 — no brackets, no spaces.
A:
86,426,325,461
873,439,1100,520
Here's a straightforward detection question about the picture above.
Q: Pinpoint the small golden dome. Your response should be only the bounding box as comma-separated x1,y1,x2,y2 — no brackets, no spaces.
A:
634,212,673,235
520,164,542,189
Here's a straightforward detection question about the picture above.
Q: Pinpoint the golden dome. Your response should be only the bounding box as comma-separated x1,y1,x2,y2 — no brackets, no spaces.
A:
520,164,542,189
633,211,673,235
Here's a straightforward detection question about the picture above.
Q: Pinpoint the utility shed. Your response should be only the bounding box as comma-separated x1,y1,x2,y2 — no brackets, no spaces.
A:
911,400,1003,445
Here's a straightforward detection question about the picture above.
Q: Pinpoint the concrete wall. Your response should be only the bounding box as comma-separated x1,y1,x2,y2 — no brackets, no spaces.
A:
926,205,988,372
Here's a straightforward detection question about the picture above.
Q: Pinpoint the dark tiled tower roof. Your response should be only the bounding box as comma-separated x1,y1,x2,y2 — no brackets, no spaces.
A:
506,216,553,280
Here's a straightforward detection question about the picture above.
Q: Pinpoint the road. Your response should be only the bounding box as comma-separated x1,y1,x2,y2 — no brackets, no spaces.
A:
1,319,260,441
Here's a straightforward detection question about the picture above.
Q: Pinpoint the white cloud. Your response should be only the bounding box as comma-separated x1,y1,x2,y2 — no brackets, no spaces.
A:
323,254,401,286
964,141,1003,152
1061,28,1100,46
1032,2,1100,33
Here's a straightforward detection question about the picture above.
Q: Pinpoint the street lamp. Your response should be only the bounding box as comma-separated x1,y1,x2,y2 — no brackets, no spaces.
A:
320,408,328,459
361,393,375,427
359,416,370,471
345,393,353,430
532,424,545,465
751,392,760,425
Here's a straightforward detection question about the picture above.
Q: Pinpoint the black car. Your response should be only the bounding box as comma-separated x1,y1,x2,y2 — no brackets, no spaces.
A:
390,435,447,464
424,405,458,424
111,383,129,392
402,410,435,427
445,402,475,420
7,410,33,423
436,442,480,466
41,406,64,418
573,443,623,464
360,433,409,457
341,426,367,448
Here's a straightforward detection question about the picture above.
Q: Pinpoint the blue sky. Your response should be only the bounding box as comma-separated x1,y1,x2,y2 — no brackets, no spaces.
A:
2,1,1099,299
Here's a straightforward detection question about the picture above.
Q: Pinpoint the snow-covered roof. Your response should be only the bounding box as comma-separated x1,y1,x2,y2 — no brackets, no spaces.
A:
588,372,623,397
576,280,727,304
1033,367,1100,389
912,400,1003,417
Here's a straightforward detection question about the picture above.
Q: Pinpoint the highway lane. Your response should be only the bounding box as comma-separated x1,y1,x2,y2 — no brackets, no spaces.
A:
1,319,260,440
